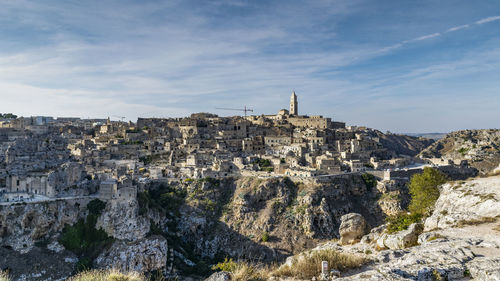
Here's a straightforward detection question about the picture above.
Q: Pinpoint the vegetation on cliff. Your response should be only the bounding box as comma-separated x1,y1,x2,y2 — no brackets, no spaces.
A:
59,199,113,271
386,167,448,233
66,269,144,281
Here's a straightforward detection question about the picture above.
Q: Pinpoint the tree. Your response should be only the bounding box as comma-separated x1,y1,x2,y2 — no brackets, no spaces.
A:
408,167,448,215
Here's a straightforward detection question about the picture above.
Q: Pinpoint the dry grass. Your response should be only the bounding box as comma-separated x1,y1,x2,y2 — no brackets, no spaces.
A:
212,258,272,281
0,271,10,281
271,249,369,279
493,224,500,233
457,216,498,227
427,233,446,242
67,269,145,281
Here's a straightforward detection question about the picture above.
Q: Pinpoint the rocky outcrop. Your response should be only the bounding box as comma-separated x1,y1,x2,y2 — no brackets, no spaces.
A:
96,197,150,241
0,245,78,281
174,175,386,262
339,213,368,245
205,272,231,281
0,198,89,253
95,236,168,272
424,175,500,231
419,129,500,175
292,175,500,281
376,223,423,250
377,132,434,157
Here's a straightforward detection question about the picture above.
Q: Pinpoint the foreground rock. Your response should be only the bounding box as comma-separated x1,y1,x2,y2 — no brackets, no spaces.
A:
95,236,168,272
205,271,231,281
339,213,368,245
281,175,500,280
425,175,500,231
376,223,423,250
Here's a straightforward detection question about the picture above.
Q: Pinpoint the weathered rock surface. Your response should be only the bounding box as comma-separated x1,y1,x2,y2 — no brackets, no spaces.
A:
281,175,500,281
419,129,500,175
95,236,168,272
0,245,77,281
175,175,386,262
376,223,423,250
204,271,231,281
96,197,150,241
424,175,500,231
339,213,368,245
0,198,89,253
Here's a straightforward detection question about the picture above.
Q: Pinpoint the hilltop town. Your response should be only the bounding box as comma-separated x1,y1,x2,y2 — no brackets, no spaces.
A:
0,92,458,204
0,93,498,281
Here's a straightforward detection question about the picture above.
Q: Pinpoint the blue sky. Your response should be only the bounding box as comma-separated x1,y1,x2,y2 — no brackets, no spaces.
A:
0,0,499,132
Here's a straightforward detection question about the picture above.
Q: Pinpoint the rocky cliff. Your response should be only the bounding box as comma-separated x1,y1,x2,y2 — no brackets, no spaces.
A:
135,174,406,278
420,129,500,175
376,132,435,157
275,175,500,281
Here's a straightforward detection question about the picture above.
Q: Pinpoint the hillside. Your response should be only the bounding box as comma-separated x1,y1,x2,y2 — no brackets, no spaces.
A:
419,129,500,174
376,132,435,157
215,174,500,281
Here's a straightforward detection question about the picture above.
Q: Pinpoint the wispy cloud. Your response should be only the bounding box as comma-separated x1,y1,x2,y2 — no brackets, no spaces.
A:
414,33,441,41
0,1,499,132
476,15,500,25
446,24,470,32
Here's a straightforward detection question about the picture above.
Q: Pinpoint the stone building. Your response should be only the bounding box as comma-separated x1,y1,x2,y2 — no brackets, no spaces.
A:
290,91,298,115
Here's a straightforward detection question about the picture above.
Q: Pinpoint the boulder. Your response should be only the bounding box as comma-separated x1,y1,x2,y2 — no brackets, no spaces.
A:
95,236,168,272
205,271,231,281
377,223,423,250
339,213,368,245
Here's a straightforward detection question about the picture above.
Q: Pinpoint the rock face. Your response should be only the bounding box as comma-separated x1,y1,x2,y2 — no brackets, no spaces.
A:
96,197,150,241
295,175,500,281
172,175,386,262
424,175,500,231
205,272,231,281
339,213,368,245
376,223,423,250
419,129,500,175
0,198,89,253
95,236,168,272
377,132,434,157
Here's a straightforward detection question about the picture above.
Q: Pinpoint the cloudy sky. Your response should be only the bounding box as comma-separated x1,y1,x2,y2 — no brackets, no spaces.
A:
0,0,499,132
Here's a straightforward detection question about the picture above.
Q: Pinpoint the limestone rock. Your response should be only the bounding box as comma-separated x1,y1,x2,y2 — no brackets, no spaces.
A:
339,213,368,245
96,198,150,241
95,236,168,272
467,257,500,281
360,224,386,244
424,175,500,231
0,198,86,252
205,271,231,281
377,223,423,250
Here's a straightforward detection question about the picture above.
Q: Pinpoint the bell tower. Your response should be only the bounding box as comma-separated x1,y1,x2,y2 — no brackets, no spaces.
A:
290,91,298,115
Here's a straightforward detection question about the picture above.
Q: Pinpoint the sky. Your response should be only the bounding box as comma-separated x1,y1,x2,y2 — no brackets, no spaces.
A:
0,0,499,133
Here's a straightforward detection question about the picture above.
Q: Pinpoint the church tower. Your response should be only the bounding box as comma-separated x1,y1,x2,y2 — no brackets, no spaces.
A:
290,91,298,115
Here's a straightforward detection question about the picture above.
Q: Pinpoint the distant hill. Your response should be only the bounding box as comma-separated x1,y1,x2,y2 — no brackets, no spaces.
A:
376,132,435,157
403,133,447,140
419,129,500,175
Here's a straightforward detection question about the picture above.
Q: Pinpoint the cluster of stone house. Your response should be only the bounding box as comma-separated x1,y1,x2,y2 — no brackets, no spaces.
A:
0,92,445,203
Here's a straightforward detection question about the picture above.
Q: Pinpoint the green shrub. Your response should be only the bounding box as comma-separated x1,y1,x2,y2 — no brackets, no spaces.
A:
87,199,106,216
59,200,113,270
386,212,423,234
361,173,377,190
212,258,238,272
261,232,269,242
408,167,448,216
137,184,186,218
